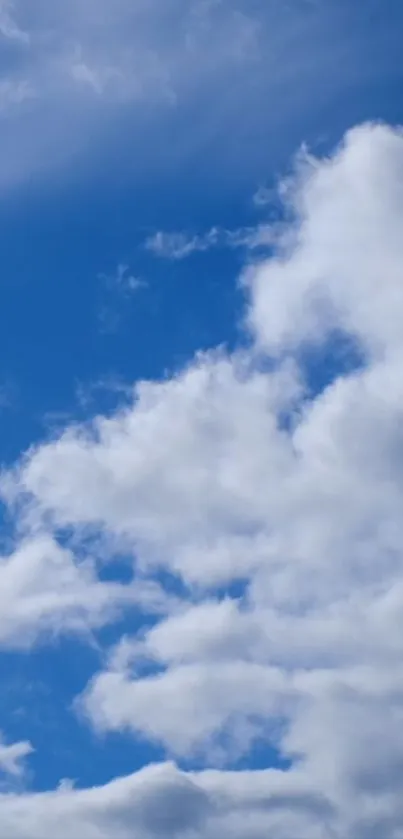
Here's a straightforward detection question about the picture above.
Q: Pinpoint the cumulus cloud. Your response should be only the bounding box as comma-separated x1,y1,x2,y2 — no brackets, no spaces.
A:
5,354,301,586
246,123,403,359
2,121,403,836
0,761,339,839
0,533,171,648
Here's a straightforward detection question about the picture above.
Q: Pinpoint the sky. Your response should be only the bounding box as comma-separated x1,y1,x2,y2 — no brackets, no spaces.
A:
0,0,403,836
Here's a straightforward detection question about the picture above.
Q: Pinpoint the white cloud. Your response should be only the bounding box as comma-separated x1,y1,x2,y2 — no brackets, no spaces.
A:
4,354,301,586
246,123,403,359
82,659,289,759
0,735,32,778
0,533,171,649
145,229,219,259
3,122,403,836
145,225,274,259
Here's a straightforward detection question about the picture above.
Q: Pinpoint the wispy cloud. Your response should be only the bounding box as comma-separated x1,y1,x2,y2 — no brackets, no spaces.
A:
0,1,29,44
99,264,144,296
145,225,274,260
0,1,399,190
0,79,34,111
253,184,275,207
0,0,261,187
97,263,146,334
0,735,33,778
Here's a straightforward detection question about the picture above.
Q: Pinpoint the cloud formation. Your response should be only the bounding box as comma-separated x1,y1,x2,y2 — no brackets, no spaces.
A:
0,761,339,839
145,225,274,259
1,121,403,836
0,735,32,778
0,532,172,649
0,0,400,190
0,0,261,186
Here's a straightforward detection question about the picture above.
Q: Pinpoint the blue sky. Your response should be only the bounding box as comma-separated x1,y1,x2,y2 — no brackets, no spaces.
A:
1,2,403,837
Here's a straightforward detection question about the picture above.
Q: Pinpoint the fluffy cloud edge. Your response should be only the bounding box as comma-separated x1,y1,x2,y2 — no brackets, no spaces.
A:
0,121,403,837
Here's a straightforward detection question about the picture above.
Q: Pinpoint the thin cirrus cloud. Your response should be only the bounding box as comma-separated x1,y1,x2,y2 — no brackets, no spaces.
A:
97,264,145,334
0,1,400,189
0,0,260,187
0,121,403,836
145,225,275,259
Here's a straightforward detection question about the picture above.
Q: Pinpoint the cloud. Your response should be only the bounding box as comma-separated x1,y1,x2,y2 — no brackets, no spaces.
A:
97,264,145,334
253,184,275,206
99,263,144,296
0,533,171,649
0,759,343,838
145,229,219,259
0,1,400,190
0,735,32,778
0,80,34,111
0,0,29,43
0,0,261,187
246,123,403,359
81,659,289,760
4,354,301,585
2,121,403,836
3,0,260,103
145,225,274,259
